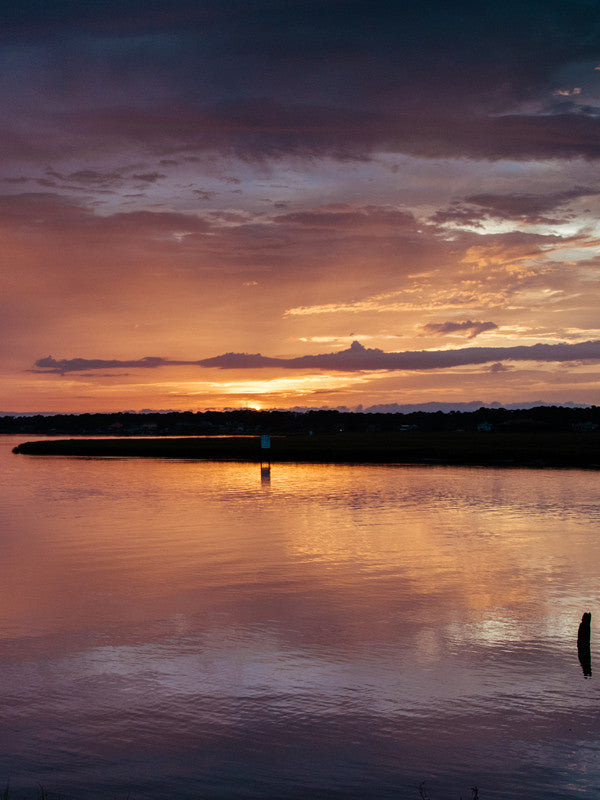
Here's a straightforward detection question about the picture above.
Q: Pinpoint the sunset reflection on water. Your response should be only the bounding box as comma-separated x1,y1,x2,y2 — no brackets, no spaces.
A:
1,437,600,799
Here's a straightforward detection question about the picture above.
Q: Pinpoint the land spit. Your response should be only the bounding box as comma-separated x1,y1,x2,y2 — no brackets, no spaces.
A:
11,431,600,468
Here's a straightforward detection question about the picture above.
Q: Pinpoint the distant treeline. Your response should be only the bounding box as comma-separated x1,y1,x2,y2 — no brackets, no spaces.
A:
1,406,599,436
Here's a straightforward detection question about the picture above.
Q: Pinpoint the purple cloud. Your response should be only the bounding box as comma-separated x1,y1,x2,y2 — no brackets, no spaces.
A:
4,2,600,165
57,104,600,163
434,186,600,227
274,207,416,229
423,320,499,339
33,339,600,375
131,172,166,183
32,356,175,375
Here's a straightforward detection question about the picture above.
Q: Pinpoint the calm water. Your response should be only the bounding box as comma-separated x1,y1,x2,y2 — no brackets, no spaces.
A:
1,435,600,799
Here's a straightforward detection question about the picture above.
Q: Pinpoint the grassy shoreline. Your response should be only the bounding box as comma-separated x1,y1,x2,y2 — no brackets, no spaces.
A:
11,431,600,468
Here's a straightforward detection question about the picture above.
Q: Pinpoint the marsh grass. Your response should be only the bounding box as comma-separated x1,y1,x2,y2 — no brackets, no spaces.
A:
12,431,600,468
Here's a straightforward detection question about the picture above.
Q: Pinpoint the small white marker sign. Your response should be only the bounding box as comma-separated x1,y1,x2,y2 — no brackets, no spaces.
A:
261,434,271,449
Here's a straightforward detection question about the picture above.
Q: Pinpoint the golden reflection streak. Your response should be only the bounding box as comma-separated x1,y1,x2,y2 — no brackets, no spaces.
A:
2,459,599,655
277,465,598,621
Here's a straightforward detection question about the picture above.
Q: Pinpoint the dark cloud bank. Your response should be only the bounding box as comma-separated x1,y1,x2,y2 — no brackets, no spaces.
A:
4,1,600,163
34,339,600,375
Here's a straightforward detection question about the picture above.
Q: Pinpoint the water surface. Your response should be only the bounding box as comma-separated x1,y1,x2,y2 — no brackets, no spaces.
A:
1,436,600,798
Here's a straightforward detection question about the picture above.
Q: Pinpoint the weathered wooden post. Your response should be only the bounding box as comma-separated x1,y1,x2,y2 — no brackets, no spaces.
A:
577,611,592,677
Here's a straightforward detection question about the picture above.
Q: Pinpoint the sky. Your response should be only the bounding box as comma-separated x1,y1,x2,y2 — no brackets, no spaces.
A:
2,0,600,412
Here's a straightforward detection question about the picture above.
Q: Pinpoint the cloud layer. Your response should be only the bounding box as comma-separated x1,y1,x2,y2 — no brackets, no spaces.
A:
3,1,600,164
2,1,600,410
34,339,600,375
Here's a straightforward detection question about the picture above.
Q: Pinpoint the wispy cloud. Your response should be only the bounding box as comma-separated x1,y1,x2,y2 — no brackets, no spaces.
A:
433,187,600,227
423,320,499,338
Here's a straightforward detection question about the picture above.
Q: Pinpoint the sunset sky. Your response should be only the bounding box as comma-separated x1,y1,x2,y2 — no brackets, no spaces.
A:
2,0,600,412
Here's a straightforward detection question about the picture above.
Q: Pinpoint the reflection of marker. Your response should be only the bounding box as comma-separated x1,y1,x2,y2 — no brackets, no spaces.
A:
260,434,271,479
577,612,592,678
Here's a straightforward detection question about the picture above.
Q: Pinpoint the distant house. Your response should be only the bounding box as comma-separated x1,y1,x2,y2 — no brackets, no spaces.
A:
572,421,598,432
477,421,492,432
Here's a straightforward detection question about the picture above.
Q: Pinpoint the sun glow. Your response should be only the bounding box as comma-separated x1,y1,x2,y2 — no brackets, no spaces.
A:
168,373,373,397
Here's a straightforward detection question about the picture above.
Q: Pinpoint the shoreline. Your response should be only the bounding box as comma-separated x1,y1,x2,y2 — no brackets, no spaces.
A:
12,432,600,469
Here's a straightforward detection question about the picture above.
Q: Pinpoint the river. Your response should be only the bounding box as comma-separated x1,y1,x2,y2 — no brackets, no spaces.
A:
1,435,600,799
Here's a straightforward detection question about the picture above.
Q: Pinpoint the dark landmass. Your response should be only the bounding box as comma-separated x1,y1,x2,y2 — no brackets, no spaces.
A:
7,407,600,467
2,405,600,437
12,431,600,469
